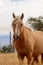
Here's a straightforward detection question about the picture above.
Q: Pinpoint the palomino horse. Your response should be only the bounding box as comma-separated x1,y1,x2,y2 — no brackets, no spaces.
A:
12,13,43,64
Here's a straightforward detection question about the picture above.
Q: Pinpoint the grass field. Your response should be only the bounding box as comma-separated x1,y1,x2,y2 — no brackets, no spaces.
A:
0,53,42,65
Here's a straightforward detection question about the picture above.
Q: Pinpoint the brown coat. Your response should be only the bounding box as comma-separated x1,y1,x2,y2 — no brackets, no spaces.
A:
13,26,43,64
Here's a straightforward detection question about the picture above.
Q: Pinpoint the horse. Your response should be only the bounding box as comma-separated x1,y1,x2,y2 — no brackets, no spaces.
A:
12,13,43,64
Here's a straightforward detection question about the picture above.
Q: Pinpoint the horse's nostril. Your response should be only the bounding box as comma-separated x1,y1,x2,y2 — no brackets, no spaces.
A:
13,34,19,40
16,36,19,39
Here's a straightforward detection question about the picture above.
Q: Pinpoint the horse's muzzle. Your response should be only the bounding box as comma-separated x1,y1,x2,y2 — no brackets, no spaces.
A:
13,34,19,40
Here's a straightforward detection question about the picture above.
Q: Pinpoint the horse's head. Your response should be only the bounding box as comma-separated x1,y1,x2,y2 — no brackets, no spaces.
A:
12,13,24,40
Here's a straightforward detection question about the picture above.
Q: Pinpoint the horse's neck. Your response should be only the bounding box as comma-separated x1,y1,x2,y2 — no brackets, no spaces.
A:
15,26,32,44
25,26,32,31
15,26,32,46
20,26,32,41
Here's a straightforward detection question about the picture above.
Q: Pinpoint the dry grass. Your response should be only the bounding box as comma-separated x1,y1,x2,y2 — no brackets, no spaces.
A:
0,53,43,65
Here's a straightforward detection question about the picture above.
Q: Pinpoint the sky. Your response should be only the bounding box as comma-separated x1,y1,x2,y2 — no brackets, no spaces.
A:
0,0,43,35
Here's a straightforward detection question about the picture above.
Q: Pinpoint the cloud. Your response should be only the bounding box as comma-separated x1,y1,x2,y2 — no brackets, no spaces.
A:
11,0,23,1
0,0,43,34
0,0,16,7
0,1,5,7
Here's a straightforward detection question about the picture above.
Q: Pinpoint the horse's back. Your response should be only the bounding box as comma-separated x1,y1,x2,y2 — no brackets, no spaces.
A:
33,31,43,41
33,31,43,56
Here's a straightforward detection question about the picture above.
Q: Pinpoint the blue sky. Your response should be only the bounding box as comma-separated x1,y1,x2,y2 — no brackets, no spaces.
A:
0,0,43,35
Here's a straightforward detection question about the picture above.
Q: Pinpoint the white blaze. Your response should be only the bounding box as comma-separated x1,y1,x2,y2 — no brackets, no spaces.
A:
15,24,18,34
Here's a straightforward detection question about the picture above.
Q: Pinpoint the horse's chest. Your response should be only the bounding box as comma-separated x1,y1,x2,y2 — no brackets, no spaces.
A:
15,42,25,51
15,42,29,55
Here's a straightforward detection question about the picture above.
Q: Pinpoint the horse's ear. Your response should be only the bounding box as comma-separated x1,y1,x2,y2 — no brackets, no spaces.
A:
20,13,24,19
13,13,16,18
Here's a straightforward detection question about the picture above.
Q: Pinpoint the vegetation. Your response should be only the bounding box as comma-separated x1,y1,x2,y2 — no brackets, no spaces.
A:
0,44,14,53
27,16,43,31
